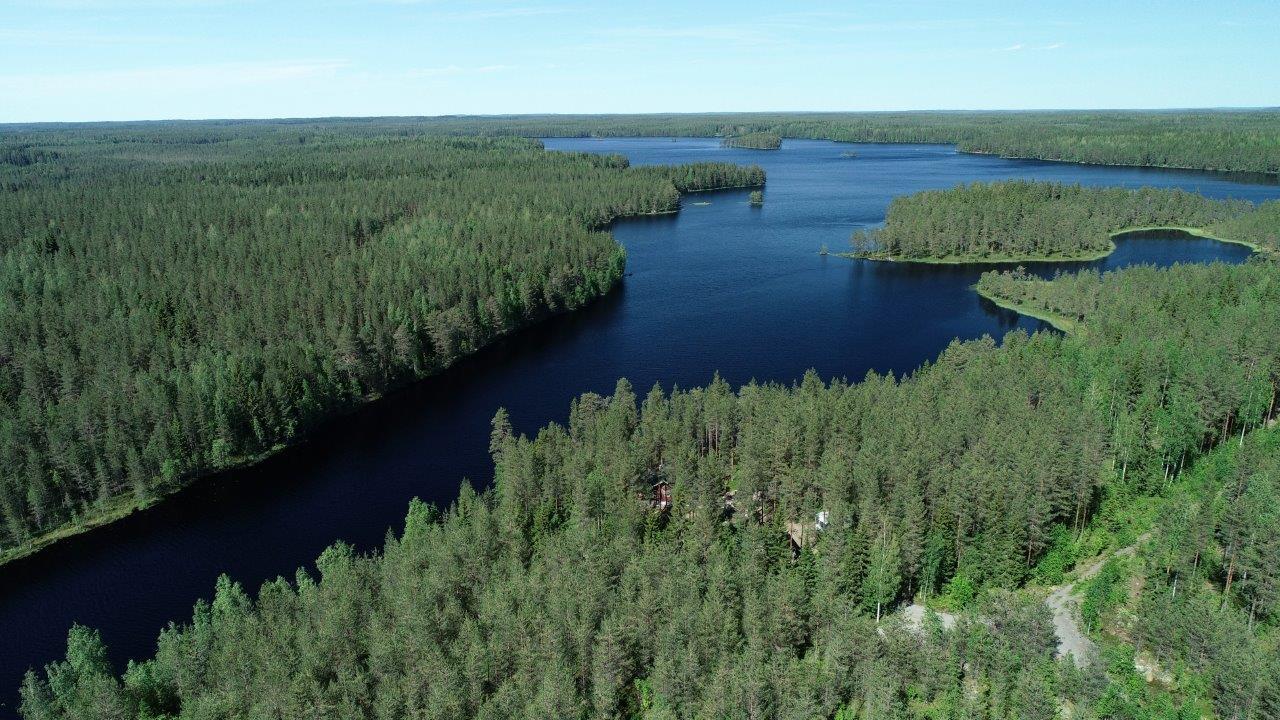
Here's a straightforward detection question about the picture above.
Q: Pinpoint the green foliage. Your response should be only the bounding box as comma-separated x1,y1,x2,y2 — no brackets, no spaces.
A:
10,110,1278,175
1091,643,1204,720
938,574,977,611
862,523,902,620
26,256,1280,718
1130,430,1280,719
1210,200,1280,251
1031,525,1078,585
20,494,1069,719
0,127,763,560
1080,558,1129,632
12,115,1280,717
977,261,1280,486
851,180,1266,261
748,190,764,206
722,132,783,150
202,109,1280,174
19,626,131,720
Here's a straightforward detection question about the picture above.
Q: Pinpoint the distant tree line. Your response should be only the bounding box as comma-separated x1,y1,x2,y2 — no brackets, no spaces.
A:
22,257,1280,719
0,129,763,560
7,110,1279,173
849,181,1276,261
432,111,1280,174
722,132,782,150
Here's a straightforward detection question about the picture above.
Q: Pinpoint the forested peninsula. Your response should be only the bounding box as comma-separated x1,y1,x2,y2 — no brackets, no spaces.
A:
0,127,764,565
847,181,1280,262
722,132,783,150
22,256,1280,719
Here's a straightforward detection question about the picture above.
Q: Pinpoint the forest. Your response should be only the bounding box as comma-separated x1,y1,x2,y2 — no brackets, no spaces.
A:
22,255,1280,719
7,110,1279,174
7,113,1280,720
848,180,1279,261
722,132,783,150
0,126,764,564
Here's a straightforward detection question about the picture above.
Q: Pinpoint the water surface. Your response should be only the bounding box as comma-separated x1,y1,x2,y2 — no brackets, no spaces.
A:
1,138,1275,715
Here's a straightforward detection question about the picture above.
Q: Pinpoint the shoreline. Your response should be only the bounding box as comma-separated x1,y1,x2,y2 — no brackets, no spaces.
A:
0,178,765,570
1106,225,1266,253
840,225,1264,339
544,136,1280,178
840,226,1267,265
837,248,1114,265
974,287,1079,334
0,295,606,569
959,148,1280,177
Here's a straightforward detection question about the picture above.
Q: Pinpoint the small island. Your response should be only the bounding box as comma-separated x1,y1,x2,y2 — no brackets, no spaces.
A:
845,180,1279,263
722,131,783,150
748,190,764,206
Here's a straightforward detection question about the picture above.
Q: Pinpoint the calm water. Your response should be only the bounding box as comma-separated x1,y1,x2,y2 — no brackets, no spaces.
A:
1,139,1276,715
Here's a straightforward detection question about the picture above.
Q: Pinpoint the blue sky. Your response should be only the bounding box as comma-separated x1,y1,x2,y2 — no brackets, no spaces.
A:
2,0,1278,122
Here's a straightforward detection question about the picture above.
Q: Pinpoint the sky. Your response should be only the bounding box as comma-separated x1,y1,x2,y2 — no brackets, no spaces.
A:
2,0,1278,123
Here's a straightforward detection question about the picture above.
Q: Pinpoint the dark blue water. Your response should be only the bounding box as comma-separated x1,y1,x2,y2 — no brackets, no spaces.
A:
0,139,1275,715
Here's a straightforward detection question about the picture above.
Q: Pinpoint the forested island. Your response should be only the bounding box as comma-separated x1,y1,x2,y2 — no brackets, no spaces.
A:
21,255,1280,718
847,181,1280,262
721,132,783,150
0,126,764,565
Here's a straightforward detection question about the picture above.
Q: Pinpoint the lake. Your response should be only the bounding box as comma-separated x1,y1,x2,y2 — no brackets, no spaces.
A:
1,138,1276,715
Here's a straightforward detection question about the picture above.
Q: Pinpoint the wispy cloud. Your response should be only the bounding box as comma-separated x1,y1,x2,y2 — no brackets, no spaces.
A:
10,0,249,7
405,64,516,78
995,42,1064,52
564,21,775,56
593,23,770,44
829,18,989,33
368,0,556,8
439,6,569,20
583,14,1018,54
0,59,348,94
771,14,1076,34
0,28,189,47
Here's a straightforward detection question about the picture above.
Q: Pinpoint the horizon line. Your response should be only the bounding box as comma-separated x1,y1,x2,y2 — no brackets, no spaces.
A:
4,106,1280,128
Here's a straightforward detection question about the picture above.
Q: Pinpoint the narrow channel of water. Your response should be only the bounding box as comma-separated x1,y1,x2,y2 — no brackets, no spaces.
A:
1,139,1275,716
